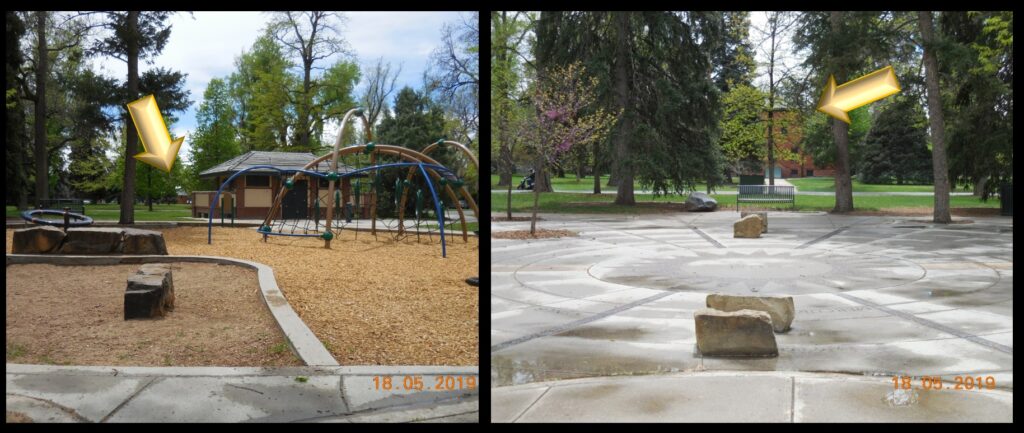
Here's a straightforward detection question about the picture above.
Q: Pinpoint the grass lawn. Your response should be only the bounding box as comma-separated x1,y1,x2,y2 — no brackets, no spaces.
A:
490,174,738,192
786,176,972,193
7,203,193,221
491,191,1001,215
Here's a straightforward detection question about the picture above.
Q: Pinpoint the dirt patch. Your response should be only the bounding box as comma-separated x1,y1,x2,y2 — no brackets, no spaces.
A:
6,411,34,423
7,227,478,366
492,229,578,239
844,207,1000,217
5,263,301,367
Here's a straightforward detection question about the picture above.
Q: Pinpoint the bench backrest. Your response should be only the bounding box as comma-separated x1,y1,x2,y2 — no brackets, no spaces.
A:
737,185,795,197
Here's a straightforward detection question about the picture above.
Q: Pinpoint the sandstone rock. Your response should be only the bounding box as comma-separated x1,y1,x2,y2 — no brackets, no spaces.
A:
694,308,778,357
706,293,795,332
122,228,169,255
733,214,763,238
11,226,66,254
740,211,768,233
58,228,125,254
685,192,718,212
125,264,174,319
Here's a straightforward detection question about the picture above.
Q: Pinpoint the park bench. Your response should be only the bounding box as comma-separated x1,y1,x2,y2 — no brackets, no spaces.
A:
39,199,85,215
736,185,795,211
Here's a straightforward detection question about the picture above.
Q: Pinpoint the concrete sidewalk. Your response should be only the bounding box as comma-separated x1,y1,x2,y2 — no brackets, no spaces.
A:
6,364,478,423
492,371,1012,423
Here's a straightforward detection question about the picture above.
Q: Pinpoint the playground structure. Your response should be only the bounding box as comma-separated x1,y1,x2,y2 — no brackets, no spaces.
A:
207,108,479,258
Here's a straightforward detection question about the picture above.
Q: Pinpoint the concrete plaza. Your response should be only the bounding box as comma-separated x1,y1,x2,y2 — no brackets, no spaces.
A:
491,211,1012,422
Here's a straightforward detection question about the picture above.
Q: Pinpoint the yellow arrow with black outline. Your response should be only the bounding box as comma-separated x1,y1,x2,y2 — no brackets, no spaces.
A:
127,94,184,172
817,66,901,124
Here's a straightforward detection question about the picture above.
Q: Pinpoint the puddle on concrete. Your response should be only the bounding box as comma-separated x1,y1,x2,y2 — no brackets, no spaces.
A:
555,326,650,341
883,388,920,407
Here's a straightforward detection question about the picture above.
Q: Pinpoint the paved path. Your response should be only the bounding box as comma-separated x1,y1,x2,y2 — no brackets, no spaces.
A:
491,211,1013,422
6,365,478,423
492,371,1012,422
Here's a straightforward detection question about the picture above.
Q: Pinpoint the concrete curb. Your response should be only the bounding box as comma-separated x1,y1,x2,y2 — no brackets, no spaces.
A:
6,254,338,366
5,364,479,377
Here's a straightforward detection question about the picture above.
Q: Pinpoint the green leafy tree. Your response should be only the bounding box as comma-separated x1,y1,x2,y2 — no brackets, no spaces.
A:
267,11,352,152
93,11,175,223
375,86,448,217
942,11,1013,199
859,97,932,184
491,11,532,190
189,78,241,190
229,33,295,151
719,84,768,175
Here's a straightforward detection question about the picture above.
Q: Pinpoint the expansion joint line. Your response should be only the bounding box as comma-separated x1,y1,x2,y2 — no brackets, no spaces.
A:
490,291,675,353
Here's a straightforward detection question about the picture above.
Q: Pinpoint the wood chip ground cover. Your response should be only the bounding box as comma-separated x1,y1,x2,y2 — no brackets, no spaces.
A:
5,262,301,367
6,227,478,366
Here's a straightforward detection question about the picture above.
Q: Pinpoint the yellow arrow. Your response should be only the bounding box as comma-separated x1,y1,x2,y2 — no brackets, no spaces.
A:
127,94,183,173
817,66,901,124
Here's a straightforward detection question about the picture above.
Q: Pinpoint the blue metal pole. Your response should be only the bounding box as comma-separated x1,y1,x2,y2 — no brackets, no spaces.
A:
418,163,446,258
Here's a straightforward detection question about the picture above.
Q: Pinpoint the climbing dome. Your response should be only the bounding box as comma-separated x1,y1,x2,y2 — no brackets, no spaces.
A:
207,108,478,258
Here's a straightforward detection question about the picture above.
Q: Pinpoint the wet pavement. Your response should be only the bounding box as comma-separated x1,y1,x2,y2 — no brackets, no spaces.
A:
491,211,1012,422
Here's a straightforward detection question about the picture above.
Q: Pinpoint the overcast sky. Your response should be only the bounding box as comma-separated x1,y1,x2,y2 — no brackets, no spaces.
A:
90,11,470,163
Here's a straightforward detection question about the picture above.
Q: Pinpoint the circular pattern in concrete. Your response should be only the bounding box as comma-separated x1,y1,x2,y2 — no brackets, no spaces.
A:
491,212,1013,396
590,248,926,295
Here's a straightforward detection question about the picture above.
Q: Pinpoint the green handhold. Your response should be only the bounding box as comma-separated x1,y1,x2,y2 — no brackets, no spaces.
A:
326,172,339,181
284,179,294,189
403,179,413,188
438,178,448,186
353,107,364,117
259,225,271,233
321,231,334,241
436,138,445,146
364,142,376,154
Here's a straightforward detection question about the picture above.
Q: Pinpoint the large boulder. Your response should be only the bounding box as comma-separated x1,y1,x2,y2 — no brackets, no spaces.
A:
740,211,768,233
11,226,66,254
694,308,778,357
685,192,718,212
122,228,169,255
706,293,795,332
733,214,763,238
58,227,125,254
125,264,174,319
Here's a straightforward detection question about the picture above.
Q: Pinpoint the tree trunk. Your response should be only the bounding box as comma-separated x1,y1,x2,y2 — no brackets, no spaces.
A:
766,16,776,187
34,11,48,207
497,118,512,187
830,11,854,213
592,141,601,194
973,175,988,196
918,11,951,223
530,186,540,235
120,11,139,224
506,175,514,220
612,12,634,206
146,167,153,212
534,163,552,192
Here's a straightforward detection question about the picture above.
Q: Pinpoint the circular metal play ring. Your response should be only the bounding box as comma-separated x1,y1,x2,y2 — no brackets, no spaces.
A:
20,209,94,227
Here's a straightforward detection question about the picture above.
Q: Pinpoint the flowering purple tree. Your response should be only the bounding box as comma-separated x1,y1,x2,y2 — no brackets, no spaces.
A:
526,62,620,234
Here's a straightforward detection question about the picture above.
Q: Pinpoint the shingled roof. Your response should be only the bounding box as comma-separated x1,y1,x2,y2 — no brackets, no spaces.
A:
198,151,356,178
